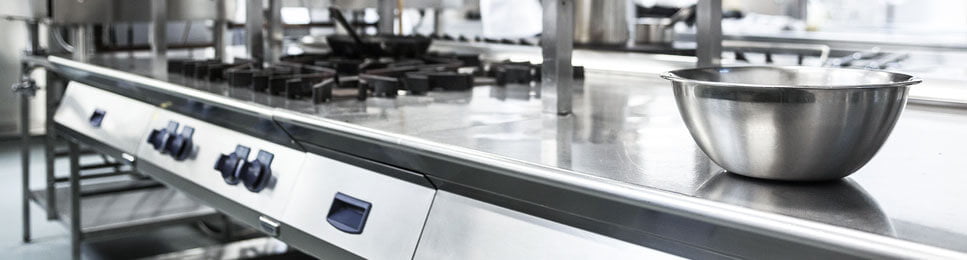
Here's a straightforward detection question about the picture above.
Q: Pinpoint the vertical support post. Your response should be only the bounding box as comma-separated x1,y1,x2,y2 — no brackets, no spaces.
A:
885,3,895,27
21,21,39,244
213,0,227,61
247,0,266,67
26,22,40,54
20,80,31,244
69,140,81,260
127,22,135,58
150,0,168,77
72,26,92,61
265,0,283,64
784,0,808,20
221,214,233,242
432,9,443,35
45,75,59,221
541,0,574,115
696,0,722,67
541,115,574,168
377,0,395,34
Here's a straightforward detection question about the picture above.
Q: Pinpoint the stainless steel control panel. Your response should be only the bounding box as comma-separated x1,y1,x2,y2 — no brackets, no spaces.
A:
136,109,307,220
54,81,158,156
281,154,436,259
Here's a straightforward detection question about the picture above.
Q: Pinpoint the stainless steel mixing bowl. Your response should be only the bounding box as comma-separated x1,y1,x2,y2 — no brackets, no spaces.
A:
661,66,921,181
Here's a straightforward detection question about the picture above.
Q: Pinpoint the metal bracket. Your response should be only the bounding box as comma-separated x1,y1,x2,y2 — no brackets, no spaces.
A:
258,215,280,237
11,77,37,97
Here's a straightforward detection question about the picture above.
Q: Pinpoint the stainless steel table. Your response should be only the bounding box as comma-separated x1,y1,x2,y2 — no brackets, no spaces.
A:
49,54,967,258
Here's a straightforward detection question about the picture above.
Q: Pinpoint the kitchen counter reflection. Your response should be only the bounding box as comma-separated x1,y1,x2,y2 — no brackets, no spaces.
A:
698,172,894,236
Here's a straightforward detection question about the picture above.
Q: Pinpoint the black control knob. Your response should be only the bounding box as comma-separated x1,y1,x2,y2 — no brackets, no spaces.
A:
147,121,179,151
239,150,274,192
165,126,195,161
214,145,250,185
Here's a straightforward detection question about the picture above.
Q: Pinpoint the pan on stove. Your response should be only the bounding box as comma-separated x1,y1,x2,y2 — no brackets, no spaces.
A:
327,7,432,58
326,34,432,58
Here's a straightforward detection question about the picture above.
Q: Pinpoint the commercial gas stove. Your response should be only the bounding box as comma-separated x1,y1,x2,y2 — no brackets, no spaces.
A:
164,52,582,103
48,46,967,259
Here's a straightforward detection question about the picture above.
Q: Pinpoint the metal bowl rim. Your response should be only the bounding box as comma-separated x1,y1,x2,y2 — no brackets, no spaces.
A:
661,66,922,89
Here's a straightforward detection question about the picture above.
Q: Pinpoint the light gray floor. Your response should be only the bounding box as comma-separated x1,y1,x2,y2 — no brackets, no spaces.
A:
0,138,231,260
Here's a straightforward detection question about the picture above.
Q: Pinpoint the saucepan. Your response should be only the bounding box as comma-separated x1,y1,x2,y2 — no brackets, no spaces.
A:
634,6,692,45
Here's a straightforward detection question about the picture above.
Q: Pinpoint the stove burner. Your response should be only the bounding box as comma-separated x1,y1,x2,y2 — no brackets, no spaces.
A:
179,52,483,103
488,61,585,86
533,65,585,81
226,69,253,87
492,63,534,85
169,59,244,81
314,58,364,75
360,74,399,98
252,72,270,92
223,61,338,103
403,71,474,95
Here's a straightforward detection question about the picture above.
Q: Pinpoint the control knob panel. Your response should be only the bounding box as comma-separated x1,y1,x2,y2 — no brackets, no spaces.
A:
240,150,274,193
165,126,194,161
215,147,274,193
215,145,250,185
147,121,178,151
147,121,196,161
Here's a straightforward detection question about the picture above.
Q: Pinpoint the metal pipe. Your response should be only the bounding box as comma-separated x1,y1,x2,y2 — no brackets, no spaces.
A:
784,0,808,20
72,26,92,61
53,171,136,183
181,22,193,58
44,75,59,221
696,0,722,67
397,0,404,35
150,0,168,77
221,214,233,241
53,27,76,54
266,0,283,64
20,79,31,244
69,140,81,260
432,9,443,35
21,21,39,244
377,0,395,34
247,0,266,67
127,22,134,57
541,0,575,115
213,0,227,61
25,22,39,55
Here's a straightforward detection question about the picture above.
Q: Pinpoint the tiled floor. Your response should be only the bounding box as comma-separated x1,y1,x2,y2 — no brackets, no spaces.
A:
0,138,229,259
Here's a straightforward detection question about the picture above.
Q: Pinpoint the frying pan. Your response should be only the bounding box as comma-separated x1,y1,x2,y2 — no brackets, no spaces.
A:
327,7,432,58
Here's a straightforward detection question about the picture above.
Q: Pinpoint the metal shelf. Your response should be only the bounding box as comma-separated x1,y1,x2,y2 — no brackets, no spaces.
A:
29,179,221,239
140,237,296,260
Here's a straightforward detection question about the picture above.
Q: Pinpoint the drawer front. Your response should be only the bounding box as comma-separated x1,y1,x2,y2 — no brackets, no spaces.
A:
136,109,306,219
414,191,682,260
54,81,157,155
282,153,436,259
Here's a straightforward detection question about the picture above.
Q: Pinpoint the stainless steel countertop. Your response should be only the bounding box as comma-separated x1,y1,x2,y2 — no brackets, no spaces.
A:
55,55,967,257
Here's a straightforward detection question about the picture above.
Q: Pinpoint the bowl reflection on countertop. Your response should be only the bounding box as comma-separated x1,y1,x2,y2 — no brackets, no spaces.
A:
696,172,895,236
